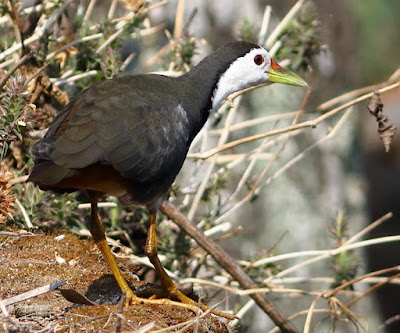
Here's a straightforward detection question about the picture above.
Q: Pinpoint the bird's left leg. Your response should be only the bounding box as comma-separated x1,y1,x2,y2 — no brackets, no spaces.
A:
145,212,189,300
145,212,234,319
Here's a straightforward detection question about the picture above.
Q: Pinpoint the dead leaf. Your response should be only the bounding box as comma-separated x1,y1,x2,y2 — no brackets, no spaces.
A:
54,46,78,69
0,166,15,223
55,251,66,264
68,259,78,266
59,289,97,305
367,91,397,152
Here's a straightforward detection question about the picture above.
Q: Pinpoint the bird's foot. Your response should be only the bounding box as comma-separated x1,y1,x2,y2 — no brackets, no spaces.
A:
129,293,201,313
122,287,235,320
123,289,201,313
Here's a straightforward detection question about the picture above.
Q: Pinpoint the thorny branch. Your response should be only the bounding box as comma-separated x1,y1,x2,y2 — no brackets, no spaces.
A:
189,81,400,160
161,201,298,333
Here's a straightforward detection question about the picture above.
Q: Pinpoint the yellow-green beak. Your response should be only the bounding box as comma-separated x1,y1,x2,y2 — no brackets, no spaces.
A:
268,59,308,87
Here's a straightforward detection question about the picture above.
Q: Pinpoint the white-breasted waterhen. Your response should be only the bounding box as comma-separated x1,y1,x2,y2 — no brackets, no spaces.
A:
28,41,307,315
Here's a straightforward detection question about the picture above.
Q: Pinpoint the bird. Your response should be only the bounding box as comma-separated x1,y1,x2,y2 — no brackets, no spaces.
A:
28,41,307,315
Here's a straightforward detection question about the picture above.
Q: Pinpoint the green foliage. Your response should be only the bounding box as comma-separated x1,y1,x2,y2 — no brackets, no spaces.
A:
348,0,400,81
274,1,320,71
173,229,192,274
158,218,192,276
165,35,197,72
330,212,359,288
239,18,259,43
109,205,121,230
0,75,32,159
247,252,282,283
0,0,157,227
201,171,228,203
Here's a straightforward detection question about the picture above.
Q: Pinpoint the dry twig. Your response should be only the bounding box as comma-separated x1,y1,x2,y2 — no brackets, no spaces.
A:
0,280,66,307
161,201,298,333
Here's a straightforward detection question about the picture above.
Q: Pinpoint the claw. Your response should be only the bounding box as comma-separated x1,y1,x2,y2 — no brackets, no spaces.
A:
120,285,235,320
123,289,136,307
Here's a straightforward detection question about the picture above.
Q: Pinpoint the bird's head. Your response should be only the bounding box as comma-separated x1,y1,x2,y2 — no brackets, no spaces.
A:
211,42,307,109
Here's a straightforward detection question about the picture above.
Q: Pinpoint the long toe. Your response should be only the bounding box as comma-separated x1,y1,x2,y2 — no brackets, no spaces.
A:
128,295,200,313
125,288,235,320
174,289,235,320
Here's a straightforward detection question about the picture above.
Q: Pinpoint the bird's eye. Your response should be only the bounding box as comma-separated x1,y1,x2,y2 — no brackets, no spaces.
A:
254,54,264,66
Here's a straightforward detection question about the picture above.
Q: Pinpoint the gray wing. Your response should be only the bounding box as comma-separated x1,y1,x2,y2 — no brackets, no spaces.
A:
31,86,190,184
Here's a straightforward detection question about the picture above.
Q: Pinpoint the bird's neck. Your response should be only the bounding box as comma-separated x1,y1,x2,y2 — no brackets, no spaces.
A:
180,54,235,140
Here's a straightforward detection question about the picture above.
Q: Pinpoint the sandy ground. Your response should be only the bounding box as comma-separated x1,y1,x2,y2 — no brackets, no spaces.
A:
0,227,229,332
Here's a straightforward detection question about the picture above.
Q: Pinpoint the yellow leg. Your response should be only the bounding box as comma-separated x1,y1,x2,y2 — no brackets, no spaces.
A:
145,213,234,319
88,191,136,303
145,213,193,302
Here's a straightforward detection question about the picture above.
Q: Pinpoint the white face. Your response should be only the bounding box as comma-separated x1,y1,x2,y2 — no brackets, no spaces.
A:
212,47,272,110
